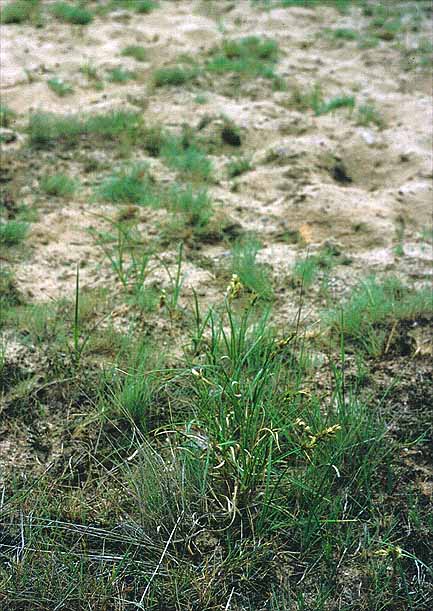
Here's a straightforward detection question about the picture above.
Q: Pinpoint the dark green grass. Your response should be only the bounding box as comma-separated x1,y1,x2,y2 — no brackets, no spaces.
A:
227,156,252,178
51,2,93,24
121,45,147,62
291,84,355,116
153,65,199,87
47,77,74,97
97,164,158,206
325,276,433,356
40,173,78,198
0,104,16,127
161,136,214,183
107,67,137,83
230,236,274,299
206,36,279,80
0,220,28,246
111,0,158,13
169,185,213,228
0,0,39,24
27,110,142,148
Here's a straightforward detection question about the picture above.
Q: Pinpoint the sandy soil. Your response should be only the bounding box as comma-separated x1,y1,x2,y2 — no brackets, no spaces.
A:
1,0,431,309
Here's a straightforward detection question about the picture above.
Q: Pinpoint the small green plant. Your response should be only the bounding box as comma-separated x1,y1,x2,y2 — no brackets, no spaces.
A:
28,110,142,147
93,221,152,292
80,63,104,89
107,67,136,83
319,95,355,115
51,2,93,24
357,34,380,49
291,84,355,116
135,0,158,14
47,77,74,97
0,0,39,24
0,104,16,128
161,136,213,183
325,276,433,356
292,247,339,287
0,220,28,247
194,94,208,104
108,0,158,13
97,164,158,207
230,236,273,299
40,173,77,198
227,156,252,178
356,103,384,128
328,27,358,40
153,65,199,87
121,45,147,62
206,36,279,81
169,185,213,228
159,241,185,319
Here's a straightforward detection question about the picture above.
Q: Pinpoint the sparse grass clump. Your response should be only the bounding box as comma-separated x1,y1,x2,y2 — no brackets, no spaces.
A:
230,236,273,299
292,246,342,287
153,65,199,87
135,0,158,13
98,164,158,206
107,67,136,83
113,0,158,12
356,103,384,128
47,77,74,97
0,0,38,24
80,63,104,89
291,84,355,116
0,220,28,247
51,2,93,25
326,276,433,355
227,156,252,177
28,110,142,147
121,45,147,62
0,104,16,127
40,173,77,198
169,185,213,228
207,36,279,80
161,136,213,183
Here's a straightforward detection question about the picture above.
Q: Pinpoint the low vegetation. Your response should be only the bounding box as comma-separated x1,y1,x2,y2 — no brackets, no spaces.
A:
0,220,28,247
47,77,74,97
40,173,78,198
1,2,431,610
51,1,93,25
121,45,147,62
0,0,39,24
27,109,142,147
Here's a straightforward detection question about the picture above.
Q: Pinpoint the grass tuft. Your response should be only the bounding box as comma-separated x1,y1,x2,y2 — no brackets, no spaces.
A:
227,156,252,178
325,276,433,355
107,67,136,83
97,164,158,206
153,65,199,87
0,220,28,246
207,36,279,80
51,2,93,24
28,110,142,147
169,185,213,228
121,45,147,62
40,173,78,198
231,236,273,299
0,104,16,128
0,0,38,24
356,103,384,128
47,77,74,97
